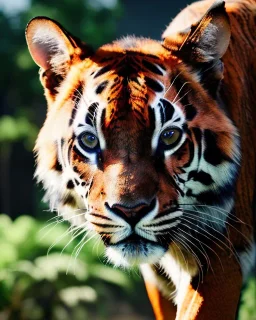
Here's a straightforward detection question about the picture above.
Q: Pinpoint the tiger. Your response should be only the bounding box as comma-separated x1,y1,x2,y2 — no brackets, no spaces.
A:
25,0,256,319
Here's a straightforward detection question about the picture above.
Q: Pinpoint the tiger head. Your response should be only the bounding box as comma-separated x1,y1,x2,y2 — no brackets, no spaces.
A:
26,1,240,268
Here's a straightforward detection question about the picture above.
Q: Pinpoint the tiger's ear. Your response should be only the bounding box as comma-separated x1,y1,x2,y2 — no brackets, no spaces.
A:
162,1,230,98
26,17,93,100
162,0,230,63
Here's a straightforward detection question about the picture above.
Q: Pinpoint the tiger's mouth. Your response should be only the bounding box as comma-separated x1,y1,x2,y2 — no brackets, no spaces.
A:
112,232,160,246
105,232,169,267
116,232,147,243
109,230,170,247
87,200,182,267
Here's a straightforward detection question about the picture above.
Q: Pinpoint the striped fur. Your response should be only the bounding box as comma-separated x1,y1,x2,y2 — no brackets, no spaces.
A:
26,1,256,318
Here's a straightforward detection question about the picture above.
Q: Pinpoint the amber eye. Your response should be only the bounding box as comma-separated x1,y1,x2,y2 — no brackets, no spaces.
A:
160,128,181,146
79,132,98,149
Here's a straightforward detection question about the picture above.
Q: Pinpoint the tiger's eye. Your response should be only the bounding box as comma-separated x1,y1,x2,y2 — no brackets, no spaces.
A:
160,128,181,146
80,132,98,149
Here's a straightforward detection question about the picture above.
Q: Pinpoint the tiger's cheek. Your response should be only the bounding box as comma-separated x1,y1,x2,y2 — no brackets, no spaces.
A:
68,152,98,205
71,152,95,180
85,171,107,212
157,175,179,211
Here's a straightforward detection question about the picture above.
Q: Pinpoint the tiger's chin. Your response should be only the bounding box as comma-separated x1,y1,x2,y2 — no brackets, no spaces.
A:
105,236,167,268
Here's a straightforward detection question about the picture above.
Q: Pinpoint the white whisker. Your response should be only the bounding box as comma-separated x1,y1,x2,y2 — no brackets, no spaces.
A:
183,212,240,263
172,82,190,104
164,71,182,97
183,207,251,244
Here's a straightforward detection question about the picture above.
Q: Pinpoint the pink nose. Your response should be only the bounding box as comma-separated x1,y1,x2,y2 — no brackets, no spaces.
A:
111,203,150,219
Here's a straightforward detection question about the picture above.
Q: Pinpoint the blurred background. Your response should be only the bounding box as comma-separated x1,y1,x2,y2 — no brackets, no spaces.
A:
0,0,255,319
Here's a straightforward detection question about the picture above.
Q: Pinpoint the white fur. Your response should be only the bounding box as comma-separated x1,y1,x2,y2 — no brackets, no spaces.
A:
32,27,70,71
106,243,166,268
140,264,173,298
160,249,198,307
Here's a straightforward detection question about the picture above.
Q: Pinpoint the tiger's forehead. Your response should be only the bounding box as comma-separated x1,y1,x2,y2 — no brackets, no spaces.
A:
82,48,173,129
69,39,183,144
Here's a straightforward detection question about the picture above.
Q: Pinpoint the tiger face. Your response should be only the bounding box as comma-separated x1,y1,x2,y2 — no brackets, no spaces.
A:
26,2,240,268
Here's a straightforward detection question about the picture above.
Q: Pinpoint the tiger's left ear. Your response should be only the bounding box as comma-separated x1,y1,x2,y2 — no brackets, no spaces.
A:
162,0,231,63
26,17,93,102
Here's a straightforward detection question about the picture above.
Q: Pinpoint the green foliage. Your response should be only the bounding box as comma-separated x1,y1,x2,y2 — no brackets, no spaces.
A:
0,116,37,149
238,277,256,320
0,214,152,320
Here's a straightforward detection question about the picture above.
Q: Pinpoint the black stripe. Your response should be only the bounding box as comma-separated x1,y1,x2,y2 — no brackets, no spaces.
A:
96,80,109,94
161,99,175,122
187,170,214,185
67,180,75,189
145,218,179,228
142,60,163,75
94,65,112,78
149,107,156,132
185,104,197,121
130,76,140,85
176,175,185,183
91,222,122,228
145,76,164,92
99,56,114,63
183,138,194,168
195,181,235,205
186,179,235,205
85,102,99,126
99,232,113,235
204,129,232,165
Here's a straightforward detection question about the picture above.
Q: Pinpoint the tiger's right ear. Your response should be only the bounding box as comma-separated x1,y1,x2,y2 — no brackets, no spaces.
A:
26,17,93,99
162,0,230,64
162,1,230,98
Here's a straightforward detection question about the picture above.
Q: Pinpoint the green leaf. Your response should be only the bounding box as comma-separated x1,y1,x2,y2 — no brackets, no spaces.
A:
89,265,132,289
0,243,18,267
34,253,89,281
59,286,97,306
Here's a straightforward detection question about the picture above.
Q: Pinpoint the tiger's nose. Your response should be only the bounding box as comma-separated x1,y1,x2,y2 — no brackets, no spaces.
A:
105,198,156,223
111,203,149,219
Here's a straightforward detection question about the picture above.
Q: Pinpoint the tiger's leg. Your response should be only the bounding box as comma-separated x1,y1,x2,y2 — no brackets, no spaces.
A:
141,265,177,320
176,251,243,320
144,281,177,320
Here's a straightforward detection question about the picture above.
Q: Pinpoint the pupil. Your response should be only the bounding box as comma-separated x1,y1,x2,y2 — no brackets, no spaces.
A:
87,135,95,142
164,130,174,138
